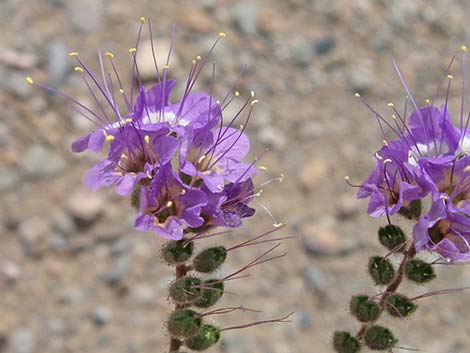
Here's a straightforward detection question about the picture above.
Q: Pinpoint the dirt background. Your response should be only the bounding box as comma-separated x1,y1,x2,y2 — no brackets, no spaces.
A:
1,0,470,352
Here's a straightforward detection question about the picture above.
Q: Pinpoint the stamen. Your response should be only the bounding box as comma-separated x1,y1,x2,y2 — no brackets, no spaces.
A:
74,66,83,72
105,135,115,142
250,99,259,106
129,48,137,53
25,76,34,85
166,201,173,208
354,92,361,97
105,52,114,59
68,52,79,56
218,32,226,37
144,135,150,144
140,16,145,24
234,90,240,97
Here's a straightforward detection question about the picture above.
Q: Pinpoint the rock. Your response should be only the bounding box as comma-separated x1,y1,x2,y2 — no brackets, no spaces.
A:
232,1,258,36
110,236,133,257
296,310,314,331
10,328,37,353
2,70,33,98
92,305,111,326
52,209,76,235
67,0,103,33
136,39,180,82
299,159,329,191
221,334,249,353
347,59,375,94
291,40,314,68
335,193,359,220
102,254,130,285
55,287,83,305
299,220,359,257
47,39,70,86
0,170,19,191
17,216,51,256
65,190,105,226
1,261,21,283
302,267,327,300
257,126,286,150
0,50,37,70
183,8,217,33
314,37,335,55
133,284,155,306
21,145,65,178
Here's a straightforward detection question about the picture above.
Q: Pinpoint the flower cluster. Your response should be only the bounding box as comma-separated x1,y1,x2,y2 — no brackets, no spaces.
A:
28,19,260,240
356,55,470,262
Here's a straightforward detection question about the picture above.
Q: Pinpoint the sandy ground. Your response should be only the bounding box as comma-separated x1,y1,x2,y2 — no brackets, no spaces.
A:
1,0,470,352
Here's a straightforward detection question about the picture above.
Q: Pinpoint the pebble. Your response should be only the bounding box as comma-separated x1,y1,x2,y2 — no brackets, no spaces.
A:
335,193,359,220
55,287,83,305
67,0,103,33
314,37,335,55
299,220,359,257
347,59,375,94
133,284,155,306
102,254,130,285
21,145,65,178
298,159,329,191
136,39,180,82
65,190,105,226
296,310,314,331
10,328,37,353
92,305,111,326
52,208,76,235
257,126,287,150
17,216,51,255
183,8,217,34
3,70,33,98
302,267,327,299
231,1,258,36
109,236,133,257
0,170,19,191
47,39,70,86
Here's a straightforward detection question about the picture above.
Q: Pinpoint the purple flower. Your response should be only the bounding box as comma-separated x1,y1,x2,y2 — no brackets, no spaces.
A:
135,165,208,240
28,19,261,240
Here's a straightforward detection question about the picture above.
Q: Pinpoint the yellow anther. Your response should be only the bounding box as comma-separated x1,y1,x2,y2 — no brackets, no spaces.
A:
140,17,145,24
105,135,115,142
258,165,267,171
448,74,454,80
354,92,361,97
250,99,259,106
119,89,125,94
383,158,392,164
198,155,206,163
162,65,170,70
74,66,83,72
68,52,79,57
129,48,137,53
273,222,283,228
344,176,350,180
166,201,173,208
196,55,202,61
234,90,240,97
192,59,197,64
387,102,394,107
426,99,431,104
105,52,114,59
125,118,133,123
392,114,397,120
25,76,34,85
181,189,187,195
250,90,255,97
462,45,467,52
144,135,150,144
218,32,226,37
375,152,383,160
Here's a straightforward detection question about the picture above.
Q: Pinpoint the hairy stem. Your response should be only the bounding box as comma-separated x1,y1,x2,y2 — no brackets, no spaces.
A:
169,263,191,352
356,244,416,340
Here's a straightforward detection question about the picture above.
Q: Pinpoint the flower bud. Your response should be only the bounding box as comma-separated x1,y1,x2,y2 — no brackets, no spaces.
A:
349,295,381,323
185,324,220,351
167,309,202,338
333,331,361,353
162,240,194,265
193,246,227,273
378,225,406,251
386,294,417,318
368,256,395,285
169,277,202,304
194,279,224,308
364,325,397,350
405,259,436,284
398,200,421,220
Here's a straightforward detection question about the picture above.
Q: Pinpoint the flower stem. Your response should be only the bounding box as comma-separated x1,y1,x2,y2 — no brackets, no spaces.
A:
356,244,416,340
169,263,191,352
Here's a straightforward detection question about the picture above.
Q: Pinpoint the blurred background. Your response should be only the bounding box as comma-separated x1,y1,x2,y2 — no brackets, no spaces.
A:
1,0,470,352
